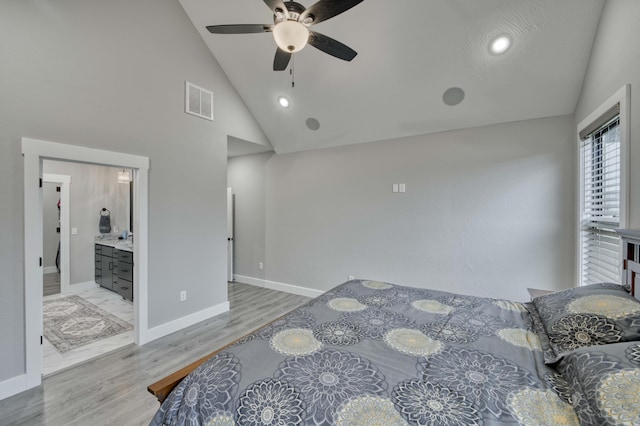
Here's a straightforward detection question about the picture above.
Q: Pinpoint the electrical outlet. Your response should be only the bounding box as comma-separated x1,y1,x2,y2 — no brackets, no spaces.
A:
348,275,355,280
71,227,78,235
180,290,187,302
259,262,264,270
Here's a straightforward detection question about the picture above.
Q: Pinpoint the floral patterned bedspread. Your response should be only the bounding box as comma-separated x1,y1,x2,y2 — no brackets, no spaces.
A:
151,279,578,425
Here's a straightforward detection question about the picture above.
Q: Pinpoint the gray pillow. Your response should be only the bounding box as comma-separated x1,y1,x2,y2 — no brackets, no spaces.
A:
529,283,640,364
556,341,640,425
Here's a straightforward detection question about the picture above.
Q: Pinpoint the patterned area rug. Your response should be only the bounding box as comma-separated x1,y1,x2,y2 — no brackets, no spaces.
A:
43,295,133,353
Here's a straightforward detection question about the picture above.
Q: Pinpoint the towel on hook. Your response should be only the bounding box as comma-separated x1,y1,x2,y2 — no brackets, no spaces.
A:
99,208,111,234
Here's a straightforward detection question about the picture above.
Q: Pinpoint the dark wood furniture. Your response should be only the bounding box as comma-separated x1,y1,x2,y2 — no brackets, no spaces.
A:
95,244,116,291
148,349,222,404
95,243,134,301
115,249,133,301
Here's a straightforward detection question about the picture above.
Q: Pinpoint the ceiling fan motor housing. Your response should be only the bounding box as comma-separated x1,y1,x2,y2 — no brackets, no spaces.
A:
274,2,310,25
273,2,311,52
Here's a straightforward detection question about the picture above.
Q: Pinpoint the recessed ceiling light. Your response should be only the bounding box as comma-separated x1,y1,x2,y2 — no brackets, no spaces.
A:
490,35,511,54
277,96,290,108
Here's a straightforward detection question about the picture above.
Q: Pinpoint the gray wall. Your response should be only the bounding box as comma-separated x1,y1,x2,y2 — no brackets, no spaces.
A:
228,115,577,302
43,161,130,285
43,183,60,269
0,0,268,383
228,152,273,279
575,0,640,227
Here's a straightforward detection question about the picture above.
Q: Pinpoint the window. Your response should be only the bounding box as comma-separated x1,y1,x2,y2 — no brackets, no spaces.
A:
580,113,621,285
578,85,630,288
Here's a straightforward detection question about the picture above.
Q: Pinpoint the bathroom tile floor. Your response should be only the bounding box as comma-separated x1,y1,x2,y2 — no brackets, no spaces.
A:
43,285,134,376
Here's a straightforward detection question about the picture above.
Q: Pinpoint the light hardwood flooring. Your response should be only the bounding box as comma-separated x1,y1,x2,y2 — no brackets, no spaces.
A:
43,287,134,376
0,282,310,425
43,273,61,297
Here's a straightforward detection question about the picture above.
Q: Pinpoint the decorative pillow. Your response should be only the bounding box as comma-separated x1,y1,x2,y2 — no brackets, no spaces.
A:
556,341,640,425
530,283,640,364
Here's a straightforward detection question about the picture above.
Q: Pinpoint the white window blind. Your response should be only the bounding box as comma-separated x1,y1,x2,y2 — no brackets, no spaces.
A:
580,114,621,285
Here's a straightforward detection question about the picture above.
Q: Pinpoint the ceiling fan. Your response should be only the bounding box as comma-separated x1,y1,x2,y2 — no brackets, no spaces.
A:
206,0,364,71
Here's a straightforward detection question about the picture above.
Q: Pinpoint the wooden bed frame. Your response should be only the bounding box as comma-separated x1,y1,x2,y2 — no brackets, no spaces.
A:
147,344,229,403
147,310,296,403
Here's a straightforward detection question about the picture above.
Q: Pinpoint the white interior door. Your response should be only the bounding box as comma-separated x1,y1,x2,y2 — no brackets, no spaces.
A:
227,187,234,282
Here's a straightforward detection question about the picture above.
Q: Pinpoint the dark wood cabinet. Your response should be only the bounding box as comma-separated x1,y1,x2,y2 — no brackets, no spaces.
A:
115,249,133,301
95,244,116,291
94,245,102,285
95,243,133,301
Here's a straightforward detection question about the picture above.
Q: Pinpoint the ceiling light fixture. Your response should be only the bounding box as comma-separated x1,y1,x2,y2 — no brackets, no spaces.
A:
490,35,512,54
272,20,309,53
278,96,290,108
117,169,131,184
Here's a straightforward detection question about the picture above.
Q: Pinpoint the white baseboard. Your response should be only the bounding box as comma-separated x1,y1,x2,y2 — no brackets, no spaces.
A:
67,281,99,293
43,266,58,274
234,275,324,298
0,374,28,401
143,301,230,344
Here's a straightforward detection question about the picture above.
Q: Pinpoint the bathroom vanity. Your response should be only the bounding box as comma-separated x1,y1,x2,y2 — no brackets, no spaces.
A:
94,238,134,301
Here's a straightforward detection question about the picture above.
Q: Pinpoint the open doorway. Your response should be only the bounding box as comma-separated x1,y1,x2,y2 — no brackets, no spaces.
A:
41,162,135,375
42,181,62,296
42,173,70,296
22,137,150,392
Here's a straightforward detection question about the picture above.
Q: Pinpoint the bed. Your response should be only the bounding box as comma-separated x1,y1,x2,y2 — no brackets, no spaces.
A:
148,279,640,425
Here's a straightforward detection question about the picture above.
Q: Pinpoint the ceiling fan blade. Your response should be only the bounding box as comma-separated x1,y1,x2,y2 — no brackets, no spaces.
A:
273,48,292,71
206,24,273,34
300,0,365,25
262,0,289,18
308,31,357,61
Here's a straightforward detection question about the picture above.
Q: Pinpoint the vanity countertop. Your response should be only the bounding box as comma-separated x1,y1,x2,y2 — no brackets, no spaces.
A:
95,235,133,252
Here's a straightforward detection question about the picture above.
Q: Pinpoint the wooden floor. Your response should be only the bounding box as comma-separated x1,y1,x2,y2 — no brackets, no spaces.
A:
0,282,310,425
43,272,61,297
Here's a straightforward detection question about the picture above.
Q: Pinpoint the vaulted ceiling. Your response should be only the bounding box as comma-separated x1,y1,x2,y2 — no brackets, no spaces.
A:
179,0,605,154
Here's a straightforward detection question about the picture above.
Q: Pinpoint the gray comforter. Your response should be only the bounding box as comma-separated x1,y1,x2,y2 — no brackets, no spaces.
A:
151,279,579,425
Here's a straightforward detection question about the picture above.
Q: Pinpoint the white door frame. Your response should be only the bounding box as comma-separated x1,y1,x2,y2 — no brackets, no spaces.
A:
22,137,150,392
42,173,71,294
227,187,234,282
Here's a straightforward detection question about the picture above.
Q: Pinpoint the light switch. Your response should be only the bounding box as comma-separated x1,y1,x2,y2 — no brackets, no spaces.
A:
392,184,399,193
71,227,78,235
399,183,406,193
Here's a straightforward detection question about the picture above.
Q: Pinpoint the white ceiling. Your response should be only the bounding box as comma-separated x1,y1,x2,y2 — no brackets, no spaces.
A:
179,0,605,155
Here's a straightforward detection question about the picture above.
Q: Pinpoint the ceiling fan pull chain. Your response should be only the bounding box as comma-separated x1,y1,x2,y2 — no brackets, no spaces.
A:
291,54,295,88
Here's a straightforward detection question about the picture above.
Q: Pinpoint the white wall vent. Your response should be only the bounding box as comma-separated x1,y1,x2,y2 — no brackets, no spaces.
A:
185,81,214,121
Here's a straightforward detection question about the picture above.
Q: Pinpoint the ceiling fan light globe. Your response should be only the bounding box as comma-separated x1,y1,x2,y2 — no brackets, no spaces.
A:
273,20,309,53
